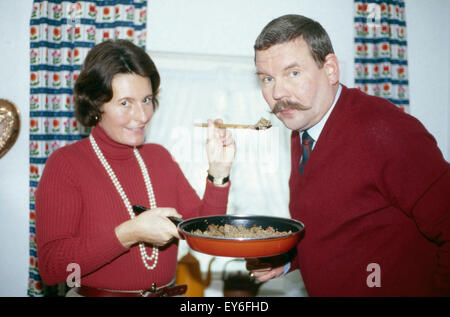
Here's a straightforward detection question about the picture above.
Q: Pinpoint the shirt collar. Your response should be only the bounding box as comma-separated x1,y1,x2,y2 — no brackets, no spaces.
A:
303,84,342,144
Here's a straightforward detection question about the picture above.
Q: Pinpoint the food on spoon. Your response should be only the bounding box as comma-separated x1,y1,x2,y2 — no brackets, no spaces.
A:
252,117,272,130
193,117,272,130
191,223,292,239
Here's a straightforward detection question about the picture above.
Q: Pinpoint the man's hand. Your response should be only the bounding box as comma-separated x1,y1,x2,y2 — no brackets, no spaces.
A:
246,257,286,282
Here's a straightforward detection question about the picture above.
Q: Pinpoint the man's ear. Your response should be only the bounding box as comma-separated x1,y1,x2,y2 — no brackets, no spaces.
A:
323,53,340,85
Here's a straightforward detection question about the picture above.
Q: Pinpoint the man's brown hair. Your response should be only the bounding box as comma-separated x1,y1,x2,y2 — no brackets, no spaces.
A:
254,14,334,68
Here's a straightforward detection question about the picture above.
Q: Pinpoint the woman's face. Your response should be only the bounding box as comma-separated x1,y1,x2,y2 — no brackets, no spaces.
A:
99,73,154,147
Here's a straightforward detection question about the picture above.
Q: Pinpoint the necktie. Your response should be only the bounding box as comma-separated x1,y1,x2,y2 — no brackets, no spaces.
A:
299,130,314,175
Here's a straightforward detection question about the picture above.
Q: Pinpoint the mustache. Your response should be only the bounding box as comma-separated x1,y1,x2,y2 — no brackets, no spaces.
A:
270,100,310,114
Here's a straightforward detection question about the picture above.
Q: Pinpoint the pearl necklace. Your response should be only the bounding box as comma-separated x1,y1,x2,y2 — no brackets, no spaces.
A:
89,134,158,270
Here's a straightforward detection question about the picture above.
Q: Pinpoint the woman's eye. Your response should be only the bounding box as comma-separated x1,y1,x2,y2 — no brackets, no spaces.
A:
290,71,300,77
120,100,129,107
143,96,153,104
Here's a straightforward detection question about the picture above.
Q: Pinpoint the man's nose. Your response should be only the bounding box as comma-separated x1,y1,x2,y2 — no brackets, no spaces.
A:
272,80,289,100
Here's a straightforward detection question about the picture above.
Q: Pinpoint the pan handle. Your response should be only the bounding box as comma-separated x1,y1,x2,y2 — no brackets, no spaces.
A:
168,217,183,226
132,204,148,214
132,204,183,226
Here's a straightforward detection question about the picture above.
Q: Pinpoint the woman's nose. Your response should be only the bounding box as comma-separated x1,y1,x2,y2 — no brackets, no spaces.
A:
133,103,152,122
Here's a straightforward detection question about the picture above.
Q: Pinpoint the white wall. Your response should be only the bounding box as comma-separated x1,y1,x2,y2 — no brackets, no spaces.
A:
0,0,33,297
406,0,450,160
0,0,448,296
147,0,355,86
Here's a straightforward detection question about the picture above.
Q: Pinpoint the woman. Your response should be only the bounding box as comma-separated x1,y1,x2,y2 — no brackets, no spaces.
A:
35,40,236,297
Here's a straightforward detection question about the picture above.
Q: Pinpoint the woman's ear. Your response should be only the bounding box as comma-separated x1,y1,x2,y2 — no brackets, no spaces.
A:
323,54,340,85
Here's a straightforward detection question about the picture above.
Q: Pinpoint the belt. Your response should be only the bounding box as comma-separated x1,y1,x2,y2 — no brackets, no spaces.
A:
74,283,187,297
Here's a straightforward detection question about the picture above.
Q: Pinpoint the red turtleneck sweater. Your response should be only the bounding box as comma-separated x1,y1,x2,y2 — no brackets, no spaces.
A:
35,125,230,290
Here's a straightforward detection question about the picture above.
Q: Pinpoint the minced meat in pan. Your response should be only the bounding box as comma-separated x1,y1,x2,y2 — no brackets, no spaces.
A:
191,223,292,239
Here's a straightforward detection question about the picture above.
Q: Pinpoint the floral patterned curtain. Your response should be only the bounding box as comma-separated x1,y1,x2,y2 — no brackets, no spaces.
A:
29,0,147,297
354,0,409,112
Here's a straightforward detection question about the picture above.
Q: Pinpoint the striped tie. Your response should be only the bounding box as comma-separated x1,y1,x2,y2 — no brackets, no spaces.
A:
299,130,314,175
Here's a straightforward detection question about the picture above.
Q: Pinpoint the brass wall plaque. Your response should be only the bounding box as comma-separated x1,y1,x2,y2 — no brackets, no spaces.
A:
0,99,21,159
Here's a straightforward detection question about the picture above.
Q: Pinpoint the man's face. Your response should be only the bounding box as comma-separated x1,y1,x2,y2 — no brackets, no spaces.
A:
255,38,339,131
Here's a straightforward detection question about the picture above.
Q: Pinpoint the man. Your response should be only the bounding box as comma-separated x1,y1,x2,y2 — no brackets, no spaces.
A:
248,14,450,296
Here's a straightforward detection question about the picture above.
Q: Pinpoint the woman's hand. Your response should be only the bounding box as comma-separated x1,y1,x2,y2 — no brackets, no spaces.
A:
115,207,182,248
206,118,236,179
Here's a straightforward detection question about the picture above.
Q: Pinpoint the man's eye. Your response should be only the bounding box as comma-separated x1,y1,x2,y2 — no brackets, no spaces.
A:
290,71,300,77
263,77,273,83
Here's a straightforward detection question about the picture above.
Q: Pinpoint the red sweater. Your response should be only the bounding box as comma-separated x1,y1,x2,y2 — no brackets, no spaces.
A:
289,85,450,296
35,125,230,290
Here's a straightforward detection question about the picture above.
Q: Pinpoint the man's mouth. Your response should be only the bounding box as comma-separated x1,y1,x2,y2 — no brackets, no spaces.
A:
280,107,296,113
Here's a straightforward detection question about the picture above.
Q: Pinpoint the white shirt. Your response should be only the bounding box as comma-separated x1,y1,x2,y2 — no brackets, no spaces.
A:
300,84,342,150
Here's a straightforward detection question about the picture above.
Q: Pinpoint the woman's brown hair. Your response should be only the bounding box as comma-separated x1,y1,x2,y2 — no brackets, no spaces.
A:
74,40,160,127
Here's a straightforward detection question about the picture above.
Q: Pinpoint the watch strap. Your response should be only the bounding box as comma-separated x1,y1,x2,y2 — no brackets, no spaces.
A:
207,173,230,185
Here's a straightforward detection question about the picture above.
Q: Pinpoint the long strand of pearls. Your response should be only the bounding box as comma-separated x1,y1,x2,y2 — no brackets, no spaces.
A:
90,134,158,270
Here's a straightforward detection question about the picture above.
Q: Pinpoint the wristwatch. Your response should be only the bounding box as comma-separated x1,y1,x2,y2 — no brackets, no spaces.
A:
207,173,230,185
